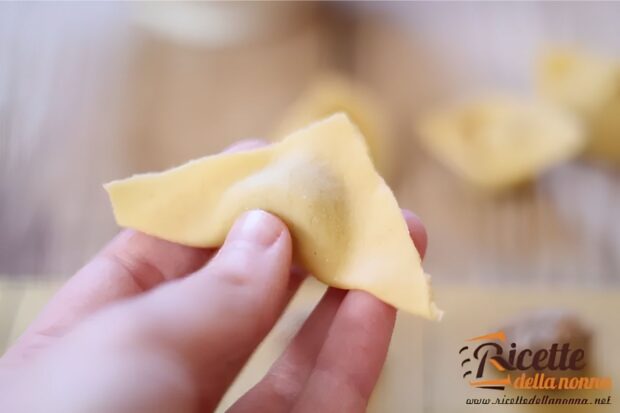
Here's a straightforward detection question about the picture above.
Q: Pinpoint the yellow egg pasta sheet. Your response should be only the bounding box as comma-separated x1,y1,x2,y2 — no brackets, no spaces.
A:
106,114,440,319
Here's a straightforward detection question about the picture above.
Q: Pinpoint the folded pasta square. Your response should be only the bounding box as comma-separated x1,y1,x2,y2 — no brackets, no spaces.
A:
105,114,441,319
417,97,584,190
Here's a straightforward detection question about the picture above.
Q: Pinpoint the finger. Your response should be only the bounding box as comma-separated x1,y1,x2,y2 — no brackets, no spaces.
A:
94,210,294,411
230,210,425,413
230,291,395,413
3,232,214,362
291,291,396,413
228,288,346,413
403,208,427,259
3,139,270,362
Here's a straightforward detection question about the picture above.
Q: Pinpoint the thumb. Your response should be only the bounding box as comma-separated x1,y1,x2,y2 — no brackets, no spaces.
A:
81,210,294,411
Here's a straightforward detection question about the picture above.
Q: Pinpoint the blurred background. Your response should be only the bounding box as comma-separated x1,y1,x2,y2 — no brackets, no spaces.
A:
1,2,619,412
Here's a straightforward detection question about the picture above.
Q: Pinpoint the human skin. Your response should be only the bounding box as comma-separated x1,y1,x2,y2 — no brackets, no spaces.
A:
0,140,428,413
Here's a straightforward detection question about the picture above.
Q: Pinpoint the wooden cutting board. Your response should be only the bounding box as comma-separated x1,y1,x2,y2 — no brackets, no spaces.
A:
1,278,618,412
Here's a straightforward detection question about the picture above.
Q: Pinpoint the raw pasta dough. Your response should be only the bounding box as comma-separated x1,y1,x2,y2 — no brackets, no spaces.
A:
417,96,584,190
106,114,441,320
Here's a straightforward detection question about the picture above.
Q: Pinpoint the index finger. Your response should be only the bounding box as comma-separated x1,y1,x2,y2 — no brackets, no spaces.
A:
3,228,214,363
3,139,268,362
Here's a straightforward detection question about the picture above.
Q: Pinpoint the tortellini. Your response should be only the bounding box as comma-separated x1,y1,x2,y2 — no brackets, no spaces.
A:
106,114,441,320
417,96,584,190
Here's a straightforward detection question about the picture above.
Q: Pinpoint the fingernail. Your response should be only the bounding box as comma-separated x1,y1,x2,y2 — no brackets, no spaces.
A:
228,210,283,247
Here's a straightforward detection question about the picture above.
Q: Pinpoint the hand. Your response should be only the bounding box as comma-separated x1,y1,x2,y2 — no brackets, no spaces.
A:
0,140,428,413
